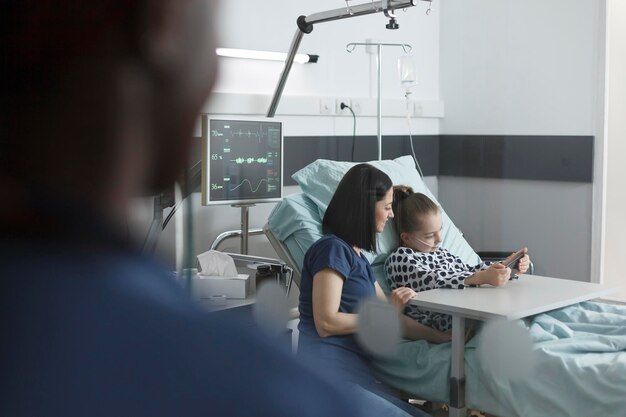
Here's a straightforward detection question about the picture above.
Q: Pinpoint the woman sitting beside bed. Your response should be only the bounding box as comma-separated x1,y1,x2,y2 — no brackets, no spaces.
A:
297,165,448,417
385,187,531,332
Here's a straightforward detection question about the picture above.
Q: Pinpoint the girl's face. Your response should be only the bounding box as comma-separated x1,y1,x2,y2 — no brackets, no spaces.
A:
401,210,443,253
375,188,394,233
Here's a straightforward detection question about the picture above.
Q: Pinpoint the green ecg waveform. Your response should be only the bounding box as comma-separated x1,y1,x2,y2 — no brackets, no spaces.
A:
233,157,268,164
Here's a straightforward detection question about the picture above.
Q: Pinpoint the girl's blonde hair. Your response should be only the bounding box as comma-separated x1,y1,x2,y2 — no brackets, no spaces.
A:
392,186,440,240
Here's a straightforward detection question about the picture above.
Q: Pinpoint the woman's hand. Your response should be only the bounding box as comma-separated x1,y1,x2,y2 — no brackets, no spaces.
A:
389,287,417,312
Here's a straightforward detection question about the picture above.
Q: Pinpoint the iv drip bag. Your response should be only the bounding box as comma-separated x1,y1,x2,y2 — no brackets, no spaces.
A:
397,55,417,93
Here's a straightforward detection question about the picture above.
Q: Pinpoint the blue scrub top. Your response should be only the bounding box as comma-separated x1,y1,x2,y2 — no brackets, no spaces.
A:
0,193,358,417
298,234,377,384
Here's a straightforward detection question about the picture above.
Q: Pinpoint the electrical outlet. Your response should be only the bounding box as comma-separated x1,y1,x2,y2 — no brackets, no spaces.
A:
414,103,424,117
319,98,334,115
351,99,364,115
336,98,352,115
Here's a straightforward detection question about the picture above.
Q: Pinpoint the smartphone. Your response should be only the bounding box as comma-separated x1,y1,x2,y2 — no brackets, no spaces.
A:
501,249,526,269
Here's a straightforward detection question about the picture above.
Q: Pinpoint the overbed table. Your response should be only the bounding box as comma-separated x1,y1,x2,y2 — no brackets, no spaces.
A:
408,274,616,417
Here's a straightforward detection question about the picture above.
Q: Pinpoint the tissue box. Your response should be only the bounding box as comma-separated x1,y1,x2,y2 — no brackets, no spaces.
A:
191,274,250,299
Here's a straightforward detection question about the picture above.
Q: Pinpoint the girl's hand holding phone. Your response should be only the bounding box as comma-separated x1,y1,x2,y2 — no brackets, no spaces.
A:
504,248,531,274
481,263,511,287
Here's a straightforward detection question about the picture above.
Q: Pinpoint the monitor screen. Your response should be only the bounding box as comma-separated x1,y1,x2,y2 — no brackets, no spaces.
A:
201,116,283,206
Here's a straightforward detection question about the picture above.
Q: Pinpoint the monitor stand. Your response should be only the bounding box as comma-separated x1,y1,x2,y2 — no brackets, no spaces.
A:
232,203,255,255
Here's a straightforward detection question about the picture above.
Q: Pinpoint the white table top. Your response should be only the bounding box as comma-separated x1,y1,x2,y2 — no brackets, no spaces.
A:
408,274,617,321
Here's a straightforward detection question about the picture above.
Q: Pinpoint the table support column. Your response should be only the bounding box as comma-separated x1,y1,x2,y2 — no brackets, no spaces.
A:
449,315,466,417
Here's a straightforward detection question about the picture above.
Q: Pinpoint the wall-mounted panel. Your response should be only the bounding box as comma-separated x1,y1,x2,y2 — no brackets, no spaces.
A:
283,135,439,185
439,135,593,183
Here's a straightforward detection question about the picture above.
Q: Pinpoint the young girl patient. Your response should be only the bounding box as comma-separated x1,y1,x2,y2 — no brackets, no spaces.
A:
385,187,531,332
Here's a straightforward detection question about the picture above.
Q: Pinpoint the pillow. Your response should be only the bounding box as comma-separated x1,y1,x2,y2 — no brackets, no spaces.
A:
291,156,481,277
267,193,323,275
292,156,431,216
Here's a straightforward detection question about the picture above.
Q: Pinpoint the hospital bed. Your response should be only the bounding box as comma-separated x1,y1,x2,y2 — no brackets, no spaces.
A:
264,156,626,417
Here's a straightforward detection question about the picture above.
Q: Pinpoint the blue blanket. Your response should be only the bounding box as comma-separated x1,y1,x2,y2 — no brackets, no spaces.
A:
371,302,626,417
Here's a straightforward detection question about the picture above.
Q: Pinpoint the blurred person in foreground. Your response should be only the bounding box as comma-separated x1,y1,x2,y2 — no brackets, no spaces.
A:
0,1,357,416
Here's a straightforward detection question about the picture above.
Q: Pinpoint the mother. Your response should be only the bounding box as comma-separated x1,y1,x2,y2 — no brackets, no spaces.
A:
297,164,450,417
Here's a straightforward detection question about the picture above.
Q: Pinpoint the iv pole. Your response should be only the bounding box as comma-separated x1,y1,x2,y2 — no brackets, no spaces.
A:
345,42,412,160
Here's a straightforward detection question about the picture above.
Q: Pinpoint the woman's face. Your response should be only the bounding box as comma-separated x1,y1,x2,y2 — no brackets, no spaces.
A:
401,211,443,253
374,188,394,233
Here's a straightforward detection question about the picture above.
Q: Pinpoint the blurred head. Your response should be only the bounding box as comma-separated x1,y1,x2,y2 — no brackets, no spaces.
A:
392,187,442,253
323,164,393,253
0,0,218,215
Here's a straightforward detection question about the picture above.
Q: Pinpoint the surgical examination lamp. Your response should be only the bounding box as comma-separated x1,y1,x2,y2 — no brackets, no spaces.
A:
266,0,434,119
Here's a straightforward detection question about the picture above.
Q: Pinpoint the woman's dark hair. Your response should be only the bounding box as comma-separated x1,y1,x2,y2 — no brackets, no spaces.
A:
322,164,392,252
392,186,439,240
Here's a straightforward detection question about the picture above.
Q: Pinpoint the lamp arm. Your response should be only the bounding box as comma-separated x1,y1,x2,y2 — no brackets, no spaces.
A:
306,0,417,26
266,0,422,117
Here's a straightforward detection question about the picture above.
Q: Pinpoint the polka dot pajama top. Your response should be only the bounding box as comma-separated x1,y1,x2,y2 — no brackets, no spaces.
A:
384,247,491,332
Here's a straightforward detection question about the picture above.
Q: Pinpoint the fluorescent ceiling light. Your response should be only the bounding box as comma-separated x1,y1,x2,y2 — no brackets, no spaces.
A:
215,48,318,64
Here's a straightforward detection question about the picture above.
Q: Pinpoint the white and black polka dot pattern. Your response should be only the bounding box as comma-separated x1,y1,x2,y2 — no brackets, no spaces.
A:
384,247,488,332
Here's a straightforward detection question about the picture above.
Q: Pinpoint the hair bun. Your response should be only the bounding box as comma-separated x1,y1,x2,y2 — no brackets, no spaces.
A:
394,185,414,200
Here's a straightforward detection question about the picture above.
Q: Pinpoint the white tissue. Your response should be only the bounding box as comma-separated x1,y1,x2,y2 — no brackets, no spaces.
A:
197,250,238,277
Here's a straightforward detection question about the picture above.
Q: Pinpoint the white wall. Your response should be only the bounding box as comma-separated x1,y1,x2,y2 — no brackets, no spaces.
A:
131,0,604,285
440,0,596,136
601,0,626,299
212,0,440,104
438,0,600,281
197,0,444,136
439,177,592,281
128,1,443,268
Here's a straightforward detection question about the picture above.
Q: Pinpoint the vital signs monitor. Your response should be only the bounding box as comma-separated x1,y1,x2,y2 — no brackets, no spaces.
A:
201,116,283,206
